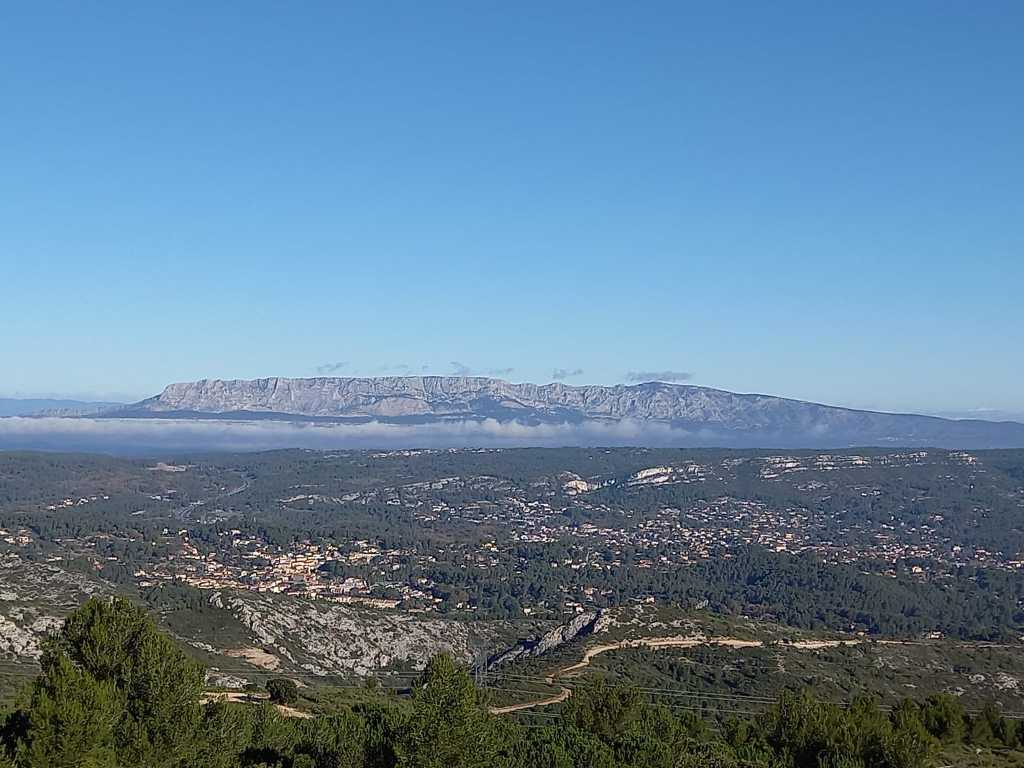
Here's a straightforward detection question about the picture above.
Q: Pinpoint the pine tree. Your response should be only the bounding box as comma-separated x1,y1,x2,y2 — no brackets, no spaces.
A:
14,597,205,768
396,654,502,768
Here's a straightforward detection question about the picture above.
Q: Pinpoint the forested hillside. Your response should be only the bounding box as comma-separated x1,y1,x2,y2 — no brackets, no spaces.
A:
1,599,1022,768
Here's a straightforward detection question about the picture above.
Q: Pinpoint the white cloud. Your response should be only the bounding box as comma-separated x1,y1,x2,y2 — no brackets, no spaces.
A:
315,362,348,375
0,416,698,453
552,368,584,380
625,370,693,383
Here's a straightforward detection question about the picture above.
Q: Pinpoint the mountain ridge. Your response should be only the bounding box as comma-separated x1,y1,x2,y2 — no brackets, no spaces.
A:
97,376,1024,448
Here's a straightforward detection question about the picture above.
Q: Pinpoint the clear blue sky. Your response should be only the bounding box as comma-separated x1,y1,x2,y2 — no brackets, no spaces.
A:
2,1,1021,415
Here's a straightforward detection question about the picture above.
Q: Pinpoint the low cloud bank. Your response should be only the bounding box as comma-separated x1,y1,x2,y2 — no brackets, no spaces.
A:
0,416,714,454
4,415,1011,455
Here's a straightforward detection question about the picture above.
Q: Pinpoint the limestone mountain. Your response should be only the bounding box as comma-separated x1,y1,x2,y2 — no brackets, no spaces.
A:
104,376,1024,448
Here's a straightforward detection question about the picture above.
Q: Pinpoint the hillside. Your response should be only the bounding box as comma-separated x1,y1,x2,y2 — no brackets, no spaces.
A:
3,597,1023,768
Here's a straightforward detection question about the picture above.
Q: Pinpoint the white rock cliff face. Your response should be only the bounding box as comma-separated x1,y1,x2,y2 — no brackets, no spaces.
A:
115,375,1024,447
209,591,476,676
138,376,861,427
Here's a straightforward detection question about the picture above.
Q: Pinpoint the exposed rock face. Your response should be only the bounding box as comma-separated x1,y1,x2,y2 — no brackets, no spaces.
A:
140,376,742,420
0,554,106,661
0,556,505,681
209,591,477,676
0,611,62,659
488,610,610,668
112,375,1024,448
132,375,851,425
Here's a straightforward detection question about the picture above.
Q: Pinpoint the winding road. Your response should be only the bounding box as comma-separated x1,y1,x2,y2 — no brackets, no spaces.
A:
484,634,984,715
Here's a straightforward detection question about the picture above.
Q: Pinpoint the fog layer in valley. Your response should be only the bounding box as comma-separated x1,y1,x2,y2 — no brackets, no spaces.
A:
0,415,998,454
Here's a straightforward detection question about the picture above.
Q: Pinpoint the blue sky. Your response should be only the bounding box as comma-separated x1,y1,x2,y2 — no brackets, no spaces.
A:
2,2,1021,415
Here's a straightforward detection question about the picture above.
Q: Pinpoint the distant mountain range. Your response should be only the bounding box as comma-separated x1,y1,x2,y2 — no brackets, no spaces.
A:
0,398,122,417
94,376,1024,449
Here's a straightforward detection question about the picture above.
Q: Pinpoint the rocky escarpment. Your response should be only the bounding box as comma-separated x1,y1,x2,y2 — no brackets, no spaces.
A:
209,591,479,676
0,554,107,661
487,610,612,669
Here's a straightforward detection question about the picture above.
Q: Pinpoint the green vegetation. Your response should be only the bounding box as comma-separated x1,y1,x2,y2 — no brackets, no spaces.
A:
3,448,1024,639
2,598,1023,767
3,447,1024,765
267,679,299,707
580,640,1024,714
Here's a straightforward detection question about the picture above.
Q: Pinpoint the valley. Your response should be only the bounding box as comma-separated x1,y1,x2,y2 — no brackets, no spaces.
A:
1,446,1023,721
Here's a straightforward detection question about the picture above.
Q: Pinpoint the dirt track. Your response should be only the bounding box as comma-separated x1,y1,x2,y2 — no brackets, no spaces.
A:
200,690,314,719
489,685,571,714
487,634,869,714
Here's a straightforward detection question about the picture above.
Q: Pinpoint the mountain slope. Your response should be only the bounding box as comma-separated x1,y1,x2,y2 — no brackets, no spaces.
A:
102,376,1024,448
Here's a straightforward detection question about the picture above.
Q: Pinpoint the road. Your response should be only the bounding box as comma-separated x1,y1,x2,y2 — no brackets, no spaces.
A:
173,476,250,522
485,633,1009,715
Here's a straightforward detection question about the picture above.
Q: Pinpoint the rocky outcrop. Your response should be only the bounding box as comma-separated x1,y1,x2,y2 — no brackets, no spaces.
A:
488,610,611,668
0,611,62,659
209,591,475,676
0,554,106,662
